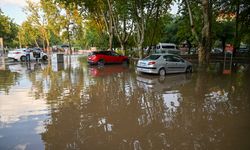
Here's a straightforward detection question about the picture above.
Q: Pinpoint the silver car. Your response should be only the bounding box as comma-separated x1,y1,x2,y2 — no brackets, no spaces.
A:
136,53,192,76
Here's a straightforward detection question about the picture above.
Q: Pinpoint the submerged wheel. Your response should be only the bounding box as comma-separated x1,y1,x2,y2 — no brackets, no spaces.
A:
42,55,48,61
122,59,129,65
159,68,166,76
98,59,105,65
186,66,193,73
20,56,26,62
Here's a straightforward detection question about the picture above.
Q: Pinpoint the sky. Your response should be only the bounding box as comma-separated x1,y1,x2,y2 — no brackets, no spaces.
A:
0,0,36,25
0,0,178,25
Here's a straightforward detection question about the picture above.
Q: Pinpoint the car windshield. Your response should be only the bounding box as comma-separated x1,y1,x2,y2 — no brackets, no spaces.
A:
143,55,161,60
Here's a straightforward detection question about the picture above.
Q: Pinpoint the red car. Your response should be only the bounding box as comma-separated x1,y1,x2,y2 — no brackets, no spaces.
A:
88,51,129,65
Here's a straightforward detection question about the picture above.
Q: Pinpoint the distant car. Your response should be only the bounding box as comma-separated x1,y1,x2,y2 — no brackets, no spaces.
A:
211,48,223,54
155,43,180,55
8,48,48,62
238,44,249,53
87,51,129,65
136,53,192,76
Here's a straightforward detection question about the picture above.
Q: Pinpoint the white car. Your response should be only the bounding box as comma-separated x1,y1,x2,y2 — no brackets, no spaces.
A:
155,43,180,55
8,48,48,62
136,53,192,76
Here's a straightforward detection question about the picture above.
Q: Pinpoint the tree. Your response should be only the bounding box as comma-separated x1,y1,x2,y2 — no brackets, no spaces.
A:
0,9,19,48
24,0,50,51
40,0,62,46
130,0,172,58
181,0,212,65
216,0,250,53
106,0,134,54
18,21,40,47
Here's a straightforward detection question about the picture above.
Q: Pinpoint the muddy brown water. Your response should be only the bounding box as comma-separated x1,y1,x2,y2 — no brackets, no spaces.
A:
0,56,250,150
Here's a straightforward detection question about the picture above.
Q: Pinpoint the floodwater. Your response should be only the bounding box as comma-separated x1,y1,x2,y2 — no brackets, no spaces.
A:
0,55,250,150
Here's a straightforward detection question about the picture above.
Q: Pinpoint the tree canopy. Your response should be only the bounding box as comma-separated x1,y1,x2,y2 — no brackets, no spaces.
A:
0,9,19,48
1,0,249,63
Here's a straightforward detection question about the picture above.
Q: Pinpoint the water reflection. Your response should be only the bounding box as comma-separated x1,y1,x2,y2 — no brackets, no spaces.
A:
136,74,191,92
88,65,129,77
0,57,249,150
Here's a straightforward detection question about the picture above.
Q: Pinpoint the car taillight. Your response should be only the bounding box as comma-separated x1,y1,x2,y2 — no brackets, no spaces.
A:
148,61,156,65
14,52,21,54
88,55,96,60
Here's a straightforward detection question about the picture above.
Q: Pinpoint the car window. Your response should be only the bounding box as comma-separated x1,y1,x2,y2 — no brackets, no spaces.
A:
163,55,182,62
163,55,174,61
105,51,112,55
172,56,182,62
162,45,175,49
143,55,161,60
111,52,119,56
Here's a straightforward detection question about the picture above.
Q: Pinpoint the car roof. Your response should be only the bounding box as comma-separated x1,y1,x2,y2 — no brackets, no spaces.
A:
14,48,27,51
157,43,176,46
151,53,176,56
92,51,111,54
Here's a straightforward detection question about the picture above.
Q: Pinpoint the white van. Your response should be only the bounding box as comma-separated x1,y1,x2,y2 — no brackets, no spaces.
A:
155,43,180,55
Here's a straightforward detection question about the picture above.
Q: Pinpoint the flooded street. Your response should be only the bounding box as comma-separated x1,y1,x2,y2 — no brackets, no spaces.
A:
0,55,250,150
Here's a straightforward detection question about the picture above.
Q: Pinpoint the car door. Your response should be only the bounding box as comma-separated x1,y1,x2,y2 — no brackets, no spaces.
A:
163,55,176,73
172,56,186,73
110,52,122,63
103,51,112,63
28,49,35,60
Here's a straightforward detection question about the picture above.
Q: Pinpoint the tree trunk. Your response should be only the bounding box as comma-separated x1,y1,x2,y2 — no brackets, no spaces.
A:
185,0,199,43
42,39,45,51
107,0,114,51
18,33,22,48
46,36,50,54
199,0,212,65
138,43,143,58
137,26,144,58
34,39,39,47
121,43,125,55
100,3,113,51
109,33,113,51
185,0,212,65
233,1,240,55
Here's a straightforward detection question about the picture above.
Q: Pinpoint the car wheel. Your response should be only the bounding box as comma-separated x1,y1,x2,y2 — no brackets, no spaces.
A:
42,55,48,61
159,68,166,76
122,59,129,65
186,66,192,73
98,59,105,65
20,56,26,62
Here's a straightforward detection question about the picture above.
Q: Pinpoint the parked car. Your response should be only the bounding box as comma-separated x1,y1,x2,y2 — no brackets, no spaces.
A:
211,48,223,54
155,43,180,55
238,44,249,54
136,53,192,76
87,51,129,65
8,48,48,62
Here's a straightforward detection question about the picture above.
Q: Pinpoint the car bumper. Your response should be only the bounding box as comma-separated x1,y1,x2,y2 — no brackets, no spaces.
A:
7,54,20,61
87,60,98,65
136,66,158,74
